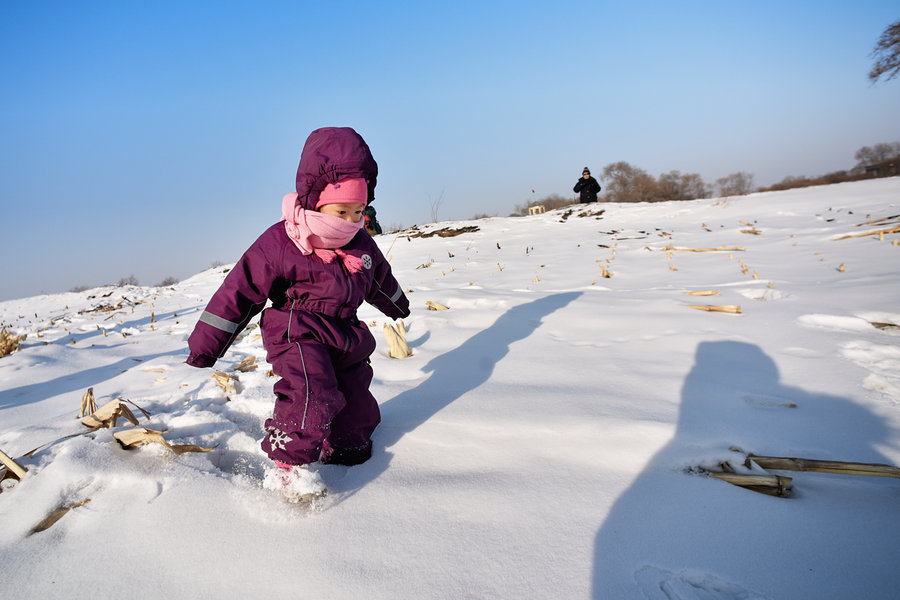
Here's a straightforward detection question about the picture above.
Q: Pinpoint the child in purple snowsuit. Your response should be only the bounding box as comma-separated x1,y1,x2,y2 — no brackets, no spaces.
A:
186,127,410,473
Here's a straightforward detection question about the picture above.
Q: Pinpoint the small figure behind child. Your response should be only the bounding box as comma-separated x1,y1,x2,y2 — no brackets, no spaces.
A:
186,127,410,502
574,167,601,203
364,204,382,235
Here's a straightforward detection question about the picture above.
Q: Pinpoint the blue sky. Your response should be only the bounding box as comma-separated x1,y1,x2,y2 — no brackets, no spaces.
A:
2,1,898,301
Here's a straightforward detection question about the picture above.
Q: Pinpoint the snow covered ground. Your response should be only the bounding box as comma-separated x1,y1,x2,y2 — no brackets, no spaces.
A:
1,178,899,599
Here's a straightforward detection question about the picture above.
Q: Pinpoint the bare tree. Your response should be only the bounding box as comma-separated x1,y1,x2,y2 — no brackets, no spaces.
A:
870,19,900,83
429,190,445,223
681,173,711,200
600,162,656,203
655,171,710,201
715,172,755,197
854,142,900,170
117,275,139,286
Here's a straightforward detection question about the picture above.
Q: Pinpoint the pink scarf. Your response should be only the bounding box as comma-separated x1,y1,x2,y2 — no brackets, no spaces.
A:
281,193,366,273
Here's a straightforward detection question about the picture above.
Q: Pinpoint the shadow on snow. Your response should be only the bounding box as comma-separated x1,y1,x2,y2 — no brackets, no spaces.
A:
591,340,900,599
335,291,582,501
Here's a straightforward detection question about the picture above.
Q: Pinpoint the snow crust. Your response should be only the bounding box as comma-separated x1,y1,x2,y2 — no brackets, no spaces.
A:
2,178,899,599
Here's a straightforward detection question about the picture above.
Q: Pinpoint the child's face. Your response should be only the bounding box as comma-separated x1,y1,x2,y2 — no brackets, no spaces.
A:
318,202,366,223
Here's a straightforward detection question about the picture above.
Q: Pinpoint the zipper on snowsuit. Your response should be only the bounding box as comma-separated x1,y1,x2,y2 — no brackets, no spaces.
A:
287,298,312,429
336,257,355,355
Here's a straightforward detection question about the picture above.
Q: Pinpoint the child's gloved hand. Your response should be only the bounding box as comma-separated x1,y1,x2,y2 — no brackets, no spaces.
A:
185,353,216,368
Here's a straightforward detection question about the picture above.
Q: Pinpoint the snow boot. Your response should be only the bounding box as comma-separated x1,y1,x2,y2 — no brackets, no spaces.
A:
263,460,327,504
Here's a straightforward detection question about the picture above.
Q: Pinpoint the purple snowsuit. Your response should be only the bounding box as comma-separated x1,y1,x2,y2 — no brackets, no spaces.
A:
187,127,410,466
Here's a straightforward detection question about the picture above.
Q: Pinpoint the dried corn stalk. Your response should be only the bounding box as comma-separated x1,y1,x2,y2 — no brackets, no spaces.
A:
855,214,900,227
78,387,97,418
81,398,148,429
834,225,900,240
0,449,27,479
383,321,412,359
30,499,91,534
746,455,900,478
684,290,720,296
426,301,450,311
213,370,239,396
686,304,742,314
0,328,27,358
234,356,258,372
113,427,216,454
663,244,745,253
708,472,792,497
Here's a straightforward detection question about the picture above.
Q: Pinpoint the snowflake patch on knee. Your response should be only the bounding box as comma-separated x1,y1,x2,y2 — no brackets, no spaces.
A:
266,426,294,451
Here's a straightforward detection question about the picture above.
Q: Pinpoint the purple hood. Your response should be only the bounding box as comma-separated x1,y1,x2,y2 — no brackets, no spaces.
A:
294,127,378,211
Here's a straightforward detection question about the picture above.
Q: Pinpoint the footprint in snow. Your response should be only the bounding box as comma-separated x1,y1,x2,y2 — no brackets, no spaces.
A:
634,565,768,600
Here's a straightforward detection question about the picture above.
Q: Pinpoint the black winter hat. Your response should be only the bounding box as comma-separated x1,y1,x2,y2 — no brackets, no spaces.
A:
583,167,591,174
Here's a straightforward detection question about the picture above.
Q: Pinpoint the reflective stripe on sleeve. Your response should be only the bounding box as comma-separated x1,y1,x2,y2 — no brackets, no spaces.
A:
390,287,403,302
199,310,240,334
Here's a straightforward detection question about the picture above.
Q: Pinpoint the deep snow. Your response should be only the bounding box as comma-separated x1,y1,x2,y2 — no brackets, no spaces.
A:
1,178,899,599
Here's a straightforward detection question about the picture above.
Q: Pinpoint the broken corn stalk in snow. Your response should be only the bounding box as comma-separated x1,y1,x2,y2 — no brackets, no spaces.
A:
834,225,900,240
708,472,792,497
78,387,97,418
704,451,900,498
0,448,28,480
662,244,745,253
81,397,150,430
746,455,900,478
30,499,91,534
234,355,258,372
113,427,216,454
383,320,412,359
0,327,27,358
213,370,239,396
686,304,742,314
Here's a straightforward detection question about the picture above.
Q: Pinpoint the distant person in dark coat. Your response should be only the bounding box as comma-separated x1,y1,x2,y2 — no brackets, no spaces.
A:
574,167,601,203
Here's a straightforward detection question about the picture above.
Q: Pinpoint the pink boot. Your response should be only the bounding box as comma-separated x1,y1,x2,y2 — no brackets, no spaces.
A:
263,460,327,503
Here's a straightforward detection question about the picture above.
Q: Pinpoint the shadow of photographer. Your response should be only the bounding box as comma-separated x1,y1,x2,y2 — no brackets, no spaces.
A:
591,340,900,599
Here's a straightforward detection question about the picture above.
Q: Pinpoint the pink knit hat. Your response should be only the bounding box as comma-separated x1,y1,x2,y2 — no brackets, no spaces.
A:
315,178,368,210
